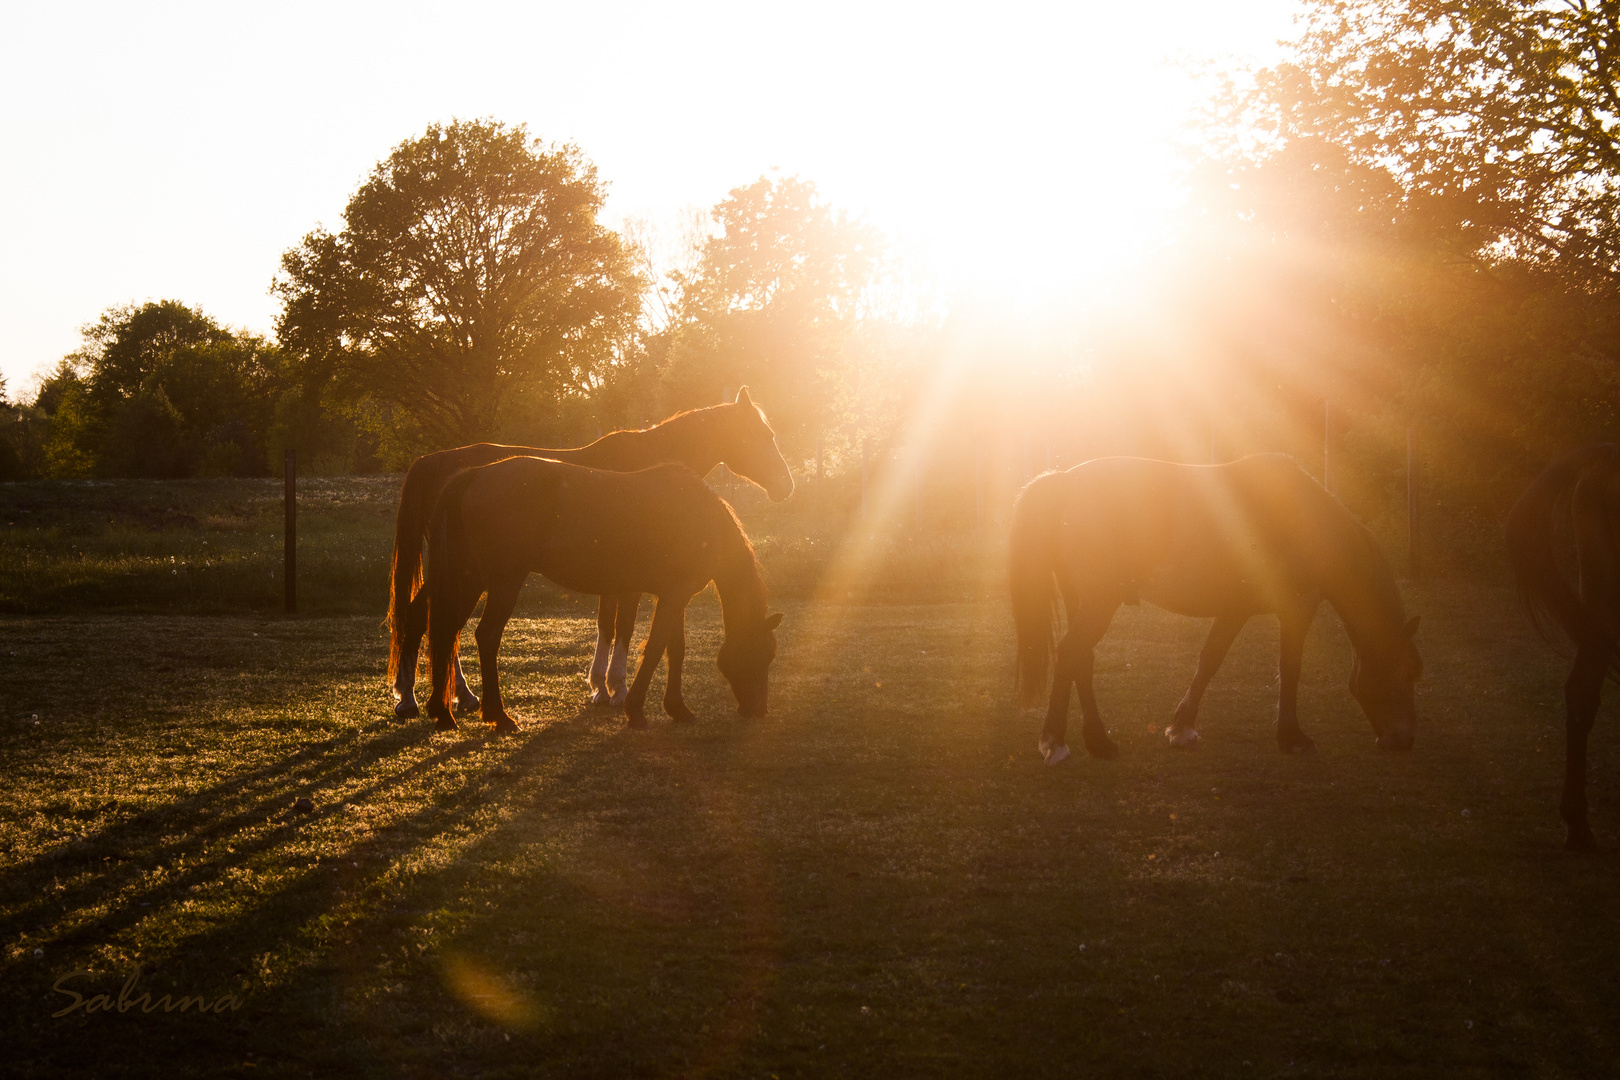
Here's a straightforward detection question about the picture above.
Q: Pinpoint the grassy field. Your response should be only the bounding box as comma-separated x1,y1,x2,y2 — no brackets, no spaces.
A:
0,475,1004,615
4,565,1620,1077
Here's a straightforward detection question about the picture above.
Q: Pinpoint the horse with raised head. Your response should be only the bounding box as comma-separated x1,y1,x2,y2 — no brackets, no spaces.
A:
424,456,783,732
389,388,792,718
1506,444,1620,850
1009,455,1422,764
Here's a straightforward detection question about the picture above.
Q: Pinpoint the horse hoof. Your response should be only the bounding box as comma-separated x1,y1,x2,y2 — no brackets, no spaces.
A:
1279,736,1316,754
666,706,697,725
491,717,519,735
1166,726,1199,748
433,716,457,732
1565,827,1599,852
1084,733,1119,760
590,689,611,706
456,697,480,715
1038,738,1070,766
610,690,628,708
395,700,420,720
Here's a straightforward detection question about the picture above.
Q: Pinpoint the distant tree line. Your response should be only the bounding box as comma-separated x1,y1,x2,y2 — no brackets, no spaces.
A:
8,19,1620,560
0,120,889,483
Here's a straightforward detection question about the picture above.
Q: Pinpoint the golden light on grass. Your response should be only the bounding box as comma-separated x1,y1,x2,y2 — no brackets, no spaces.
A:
442,952,542,1030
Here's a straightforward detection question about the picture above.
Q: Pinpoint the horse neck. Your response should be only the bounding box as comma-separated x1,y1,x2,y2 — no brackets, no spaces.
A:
713,541,767,636
1320,525,1406,660
640,407,724,475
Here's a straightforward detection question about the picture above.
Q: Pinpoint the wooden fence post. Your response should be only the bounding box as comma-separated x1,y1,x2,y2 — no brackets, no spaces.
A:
914,454,924,531
860,436,869,519
975,446,985,532
1323,399,1336,494
1407,427,1421,583
283,448,296,614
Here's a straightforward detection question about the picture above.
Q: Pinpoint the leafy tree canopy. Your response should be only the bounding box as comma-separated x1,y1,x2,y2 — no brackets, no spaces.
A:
33,301,283,478
1225,0,1620,286
662,175,881,456
273,119,643,462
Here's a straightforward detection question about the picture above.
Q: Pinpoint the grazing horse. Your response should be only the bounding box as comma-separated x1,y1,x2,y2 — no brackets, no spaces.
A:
424,457,784,732
1009,455,1422,764
388,388,792,718
1506,444,1620,850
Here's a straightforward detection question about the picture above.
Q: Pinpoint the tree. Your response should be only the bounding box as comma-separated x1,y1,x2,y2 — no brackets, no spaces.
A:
1178,0,1620,530
34,301,285,478
1235,0,1620,286
273,119,644,463
660,175,882,459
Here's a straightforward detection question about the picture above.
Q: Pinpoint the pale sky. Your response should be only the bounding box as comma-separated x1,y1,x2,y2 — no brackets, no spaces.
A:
0,0,1300,395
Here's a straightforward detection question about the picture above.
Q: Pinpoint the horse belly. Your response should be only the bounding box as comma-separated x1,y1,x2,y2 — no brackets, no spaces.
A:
1139,570,1264,618
532,544,653,598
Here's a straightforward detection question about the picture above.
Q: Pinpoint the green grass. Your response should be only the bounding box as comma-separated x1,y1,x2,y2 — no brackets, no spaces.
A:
4,573,1620,1077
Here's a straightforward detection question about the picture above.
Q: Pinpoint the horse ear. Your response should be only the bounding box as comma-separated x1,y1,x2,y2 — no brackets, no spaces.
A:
765,611,784,631
735,386,752,407
1404,615,1421,640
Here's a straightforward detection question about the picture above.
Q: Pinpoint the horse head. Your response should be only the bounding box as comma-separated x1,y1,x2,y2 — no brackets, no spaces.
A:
1349,615,1422,751
717,610,784,717
720,387,795,502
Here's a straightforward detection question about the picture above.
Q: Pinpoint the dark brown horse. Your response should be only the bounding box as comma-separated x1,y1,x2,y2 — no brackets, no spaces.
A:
1009,455,1422,764
1506,444,1620,850
425,456,783,732
389,388,791,718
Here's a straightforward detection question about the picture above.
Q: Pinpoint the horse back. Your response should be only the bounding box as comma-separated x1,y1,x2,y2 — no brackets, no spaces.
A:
1050,455,1360,614
455,458,728,596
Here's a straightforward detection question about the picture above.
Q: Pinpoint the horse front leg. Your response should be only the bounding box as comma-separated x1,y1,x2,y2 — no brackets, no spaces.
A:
623,595,684,730
473,573,526,734
1276,602,1320,753
589,595,616,706
608,591,641,706
1167,615,1247,748
661,599,696,724
1042,598,1119,764
1561,639,1608,850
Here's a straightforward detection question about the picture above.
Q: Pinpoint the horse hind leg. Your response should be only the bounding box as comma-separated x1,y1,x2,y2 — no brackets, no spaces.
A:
394,588,431,719
452,654,479,715
427,584,483,732
589,596,616,706
1167,615,1247,748
1561,639,1608,850
473,574,526,735
1042,598,1119,764
607,592,641,706
1276,604,1319,753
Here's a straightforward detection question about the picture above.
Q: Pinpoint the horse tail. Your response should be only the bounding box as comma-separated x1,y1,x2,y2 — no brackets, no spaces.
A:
1009,472,1064,708
1505,445,1619,654
386,455,435,687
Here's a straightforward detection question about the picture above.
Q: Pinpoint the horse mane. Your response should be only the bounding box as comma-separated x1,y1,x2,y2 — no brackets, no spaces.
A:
706,482,768,628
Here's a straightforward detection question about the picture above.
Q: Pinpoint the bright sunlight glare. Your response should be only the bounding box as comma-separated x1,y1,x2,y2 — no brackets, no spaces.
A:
0,0,1299,390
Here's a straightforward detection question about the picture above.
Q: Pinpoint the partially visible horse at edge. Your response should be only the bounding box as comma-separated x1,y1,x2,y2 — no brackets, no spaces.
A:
389,388,792,719
1009,455,1422,764
1506,444,1620,850
425,456,783,732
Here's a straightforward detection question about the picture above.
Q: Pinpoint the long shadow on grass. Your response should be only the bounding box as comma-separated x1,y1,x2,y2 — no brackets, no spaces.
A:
0,715,448,937
14,709,700,1078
